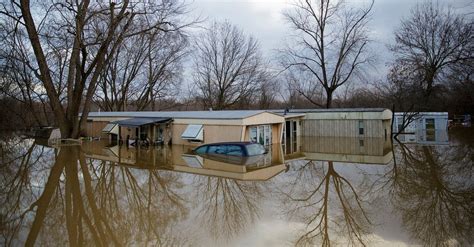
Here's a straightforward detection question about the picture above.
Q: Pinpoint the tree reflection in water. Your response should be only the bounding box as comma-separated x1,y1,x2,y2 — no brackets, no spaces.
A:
192,176,263,243
279,160,371,246
0,141,188,246
1,137,49,246
390,141,474,246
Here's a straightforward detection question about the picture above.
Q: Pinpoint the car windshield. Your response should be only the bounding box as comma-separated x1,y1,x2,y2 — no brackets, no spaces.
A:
246,144,265,156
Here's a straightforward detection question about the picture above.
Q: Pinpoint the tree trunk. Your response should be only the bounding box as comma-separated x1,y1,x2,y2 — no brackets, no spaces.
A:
325,89,333,109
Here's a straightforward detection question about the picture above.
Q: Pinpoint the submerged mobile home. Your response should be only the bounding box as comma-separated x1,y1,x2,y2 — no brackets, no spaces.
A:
86,110,286,146
392,112,448,134
85,108,392,147
274,108,392,139
392,112,449,145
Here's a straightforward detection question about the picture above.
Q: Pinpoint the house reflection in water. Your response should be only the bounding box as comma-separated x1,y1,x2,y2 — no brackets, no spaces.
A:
81,132,394,184
81,141,287,181
283,135,393,165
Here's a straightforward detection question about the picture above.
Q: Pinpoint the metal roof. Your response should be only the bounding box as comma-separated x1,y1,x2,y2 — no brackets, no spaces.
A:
88,110,272,120
112,117,171,127
271,108,389,113
87,108,390,120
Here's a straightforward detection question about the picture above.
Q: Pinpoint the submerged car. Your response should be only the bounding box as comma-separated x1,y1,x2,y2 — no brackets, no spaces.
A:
193,142,267,156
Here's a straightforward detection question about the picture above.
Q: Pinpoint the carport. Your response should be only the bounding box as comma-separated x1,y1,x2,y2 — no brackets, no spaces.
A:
108,117,172,145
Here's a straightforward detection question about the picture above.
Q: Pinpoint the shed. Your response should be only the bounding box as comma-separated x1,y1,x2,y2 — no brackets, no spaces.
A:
273,108,392,139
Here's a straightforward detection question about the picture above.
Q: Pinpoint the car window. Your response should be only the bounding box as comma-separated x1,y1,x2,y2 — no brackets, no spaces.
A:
207,145,219,154
195,146,207,154
207,145,227,154
226,145,243,156
246,144,265,156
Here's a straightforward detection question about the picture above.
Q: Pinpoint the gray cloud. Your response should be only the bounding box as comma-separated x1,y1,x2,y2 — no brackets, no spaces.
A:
190,0,472,79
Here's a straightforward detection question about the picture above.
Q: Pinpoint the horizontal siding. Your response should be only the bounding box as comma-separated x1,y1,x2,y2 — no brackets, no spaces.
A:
302,119,384,138
172,124,242,146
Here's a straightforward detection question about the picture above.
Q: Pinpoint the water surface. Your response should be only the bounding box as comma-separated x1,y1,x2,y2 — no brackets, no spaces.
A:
1,128,473,246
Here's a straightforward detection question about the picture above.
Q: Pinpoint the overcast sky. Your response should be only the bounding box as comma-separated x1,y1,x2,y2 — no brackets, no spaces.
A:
188,0,471,80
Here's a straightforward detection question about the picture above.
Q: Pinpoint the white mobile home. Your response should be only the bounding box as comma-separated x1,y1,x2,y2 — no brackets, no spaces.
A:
392,112,448,134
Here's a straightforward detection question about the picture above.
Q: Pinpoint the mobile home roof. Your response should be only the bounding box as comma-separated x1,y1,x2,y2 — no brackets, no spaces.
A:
88,110,273,120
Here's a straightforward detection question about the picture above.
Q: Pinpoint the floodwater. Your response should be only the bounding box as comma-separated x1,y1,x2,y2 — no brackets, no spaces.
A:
0,128,473,246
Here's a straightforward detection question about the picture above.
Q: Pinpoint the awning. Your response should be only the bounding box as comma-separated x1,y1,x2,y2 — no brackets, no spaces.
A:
102,123,119,134
181,124,203,141
112,117,171,128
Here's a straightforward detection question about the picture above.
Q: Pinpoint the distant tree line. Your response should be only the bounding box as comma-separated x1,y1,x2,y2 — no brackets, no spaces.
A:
0,0,472,136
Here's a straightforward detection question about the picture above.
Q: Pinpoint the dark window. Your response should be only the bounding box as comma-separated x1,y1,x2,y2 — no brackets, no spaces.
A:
426,119,435,130
285,121,291,138
359,139,364,147
358,120,364,135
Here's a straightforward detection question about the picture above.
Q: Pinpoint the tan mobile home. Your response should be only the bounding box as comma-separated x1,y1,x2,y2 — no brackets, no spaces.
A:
85,110,285,146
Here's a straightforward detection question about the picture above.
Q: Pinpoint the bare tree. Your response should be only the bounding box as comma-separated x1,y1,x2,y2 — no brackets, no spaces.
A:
282,0,374,108
0,0,191,138
94,19,189,111
257,79,280,109
192,21,268,110
391,2,473,99
0,19,52,128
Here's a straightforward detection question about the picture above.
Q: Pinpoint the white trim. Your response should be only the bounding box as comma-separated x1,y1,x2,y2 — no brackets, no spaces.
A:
181,124,204,141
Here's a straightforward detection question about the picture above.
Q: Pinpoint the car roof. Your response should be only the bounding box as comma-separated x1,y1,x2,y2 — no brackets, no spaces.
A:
199,142,257,146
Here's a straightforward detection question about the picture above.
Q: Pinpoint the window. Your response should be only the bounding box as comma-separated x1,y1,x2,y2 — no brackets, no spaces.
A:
102,123,118,134
250,127,258,143
358,120,364,135
425,119,435,130
292,121,297,136
264,125,271,145
359,139,364,147
249,125,271,146
181,124,203,141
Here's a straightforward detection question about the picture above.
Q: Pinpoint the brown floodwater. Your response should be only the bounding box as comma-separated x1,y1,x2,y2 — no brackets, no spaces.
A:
0,128,473,246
